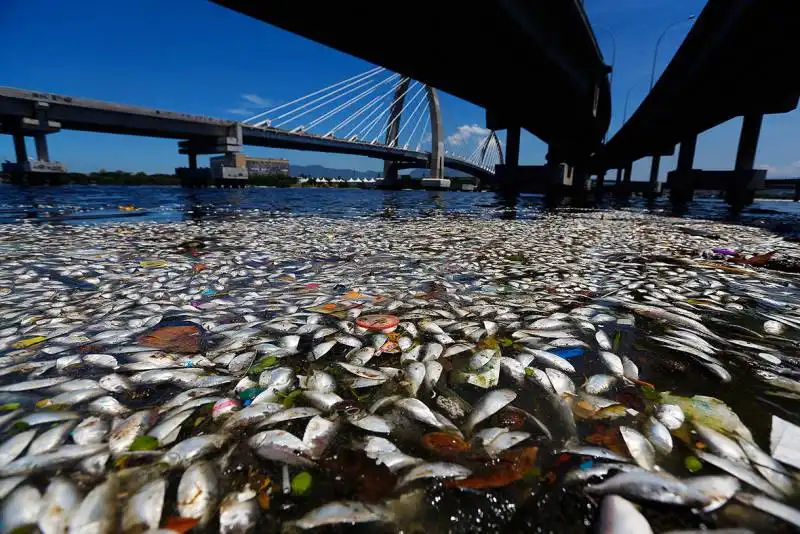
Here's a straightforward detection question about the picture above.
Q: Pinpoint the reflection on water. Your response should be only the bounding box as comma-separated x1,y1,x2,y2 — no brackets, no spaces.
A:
3,184,800,233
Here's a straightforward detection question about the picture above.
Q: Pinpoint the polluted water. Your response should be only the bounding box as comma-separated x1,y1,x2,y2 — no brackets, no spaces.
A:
3,209,800,533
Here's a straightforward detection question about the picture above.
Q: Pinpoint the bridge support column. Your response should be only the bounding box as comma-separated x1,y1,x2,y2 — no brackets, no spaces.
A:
570,165,589,206
382,161,400,188
188,152,198,170
34,133,50,162
615,163,632,201
13,133,27,164
667,134,698,207
505,125,521,183
594,171,606,202
647,155,661,201
724,113,764,209
735,113,763,172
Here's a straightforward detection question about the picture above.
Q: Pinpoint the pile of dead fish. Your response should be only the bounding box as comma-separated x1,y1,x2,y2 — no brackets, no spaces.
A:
1,212,800,533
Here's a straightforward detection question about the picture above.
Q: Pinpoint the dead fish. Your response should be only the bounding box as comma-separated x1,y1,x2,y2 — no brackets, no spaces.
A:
586,470,710,506
396,462,472,488
219,490,259,534
2,484,42,533
293,501,392,530
38,478,81,534
462,389,517,435
68,475,118,534
177,461,220,526
642,417,673,456
735,492,800,529
122,478,166,532
619,426,656,470
162,434,228,468
597,495,653,534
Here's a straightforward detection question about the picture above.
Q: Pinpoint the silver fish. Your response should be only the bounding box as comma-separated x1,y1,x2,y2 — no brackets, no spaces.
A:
597,495,653,534
177,461,219,526
586,471,709,506
122,478,166,532
462,389,516,435
38,478,81,534
68,476,118,534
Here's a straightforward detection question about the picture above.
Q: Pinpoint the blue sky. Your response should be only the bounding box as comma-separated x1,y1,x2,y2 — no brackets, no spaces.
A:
1,0,798,179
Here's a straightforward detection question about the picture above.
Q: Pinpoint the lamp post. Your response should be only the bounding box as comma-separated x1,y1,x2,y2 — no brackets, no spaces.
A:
650,15,696,89
622,82,642,125
596,26,616,143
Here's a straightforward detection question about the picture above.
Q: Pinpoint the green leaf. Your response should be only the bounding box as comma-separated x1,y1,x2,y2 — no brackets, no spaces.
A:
11,421,29,431
291,471,313,496
613,331,622,352
249,355,279,375
129,435,159,451
640,384,659,401
282,389,303,408
524,367,535,377
684,455,702,473
0,403,20,412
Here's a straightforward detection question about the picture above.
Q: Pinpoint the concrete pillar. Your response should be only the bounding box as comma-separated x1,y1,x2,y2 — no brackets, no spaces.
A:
12,133,27,164
735,113,763,171
670,134,699,206
623,163,632,184
34,133,50,162
676,134,697,172
505,125,521,181
594,171,606,200
188,152,198,170
385,79,410,148
649,155,661,187
615,168,622,184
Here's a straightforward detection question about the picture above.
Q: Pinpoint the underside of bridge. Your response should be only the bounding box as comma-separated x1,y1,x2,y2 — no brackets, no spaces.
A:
212,0,611,164
595,0,800,171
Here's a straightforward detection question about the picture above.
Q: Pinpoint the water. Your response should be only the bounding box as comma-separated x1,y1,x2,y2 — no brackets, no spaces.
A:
3,183,800,229
3,184,800,532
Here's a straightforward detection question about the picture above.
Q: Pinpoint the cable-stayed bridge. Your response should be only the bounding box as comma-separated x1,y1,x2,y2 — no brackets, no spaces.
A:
0,68,505,185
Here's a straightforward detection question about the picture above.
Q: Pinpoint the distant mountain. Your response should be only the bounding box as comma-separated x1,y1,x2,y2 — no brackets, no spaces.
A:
289,164,470,179
290,164,381,178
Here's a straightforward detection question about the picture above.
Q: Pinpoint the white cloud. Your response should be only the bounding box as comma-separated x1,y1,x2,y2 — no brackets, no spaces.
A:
242,93,271,107
226,108,252,116
757,161,800,177
446,124,490,146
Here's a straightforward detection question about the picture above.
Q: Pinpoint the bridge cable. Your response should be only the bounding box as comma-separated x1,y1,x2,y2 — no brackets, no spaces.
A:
324,74,403,138
371,82,426,144
359,80,419,143
273,72,389,129
404,106,428,150
304,73,402,132
259,68,388,128
342,76,408,140
245,66,383,125
390,86,430,147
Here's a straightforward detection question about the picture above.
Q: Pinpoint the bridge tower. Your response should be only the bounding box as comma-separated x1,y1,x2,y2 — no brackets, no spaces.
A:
382,84,443,188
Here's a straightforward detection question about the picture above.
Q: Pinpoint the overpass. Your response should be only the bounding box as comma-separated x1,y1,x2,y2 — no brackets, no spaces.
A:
593,0,800,207
0,86,499,184
211,0,611,168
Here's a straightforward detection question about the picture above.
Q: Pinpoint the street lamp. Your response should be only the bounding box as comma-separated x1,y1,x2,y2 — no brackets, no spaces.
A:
622,82,643,125
595,26,617,90
650,15,696,90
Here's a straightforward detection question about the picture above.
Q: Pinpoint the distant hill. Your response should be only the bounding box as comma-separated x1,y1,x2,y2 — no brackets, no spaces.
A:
290,164,470,179
290,164,381,178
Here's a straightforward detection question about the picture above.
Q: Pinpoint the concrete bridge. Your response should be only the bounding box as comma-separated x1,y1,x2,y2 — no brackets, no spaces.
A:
0,86,499,185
